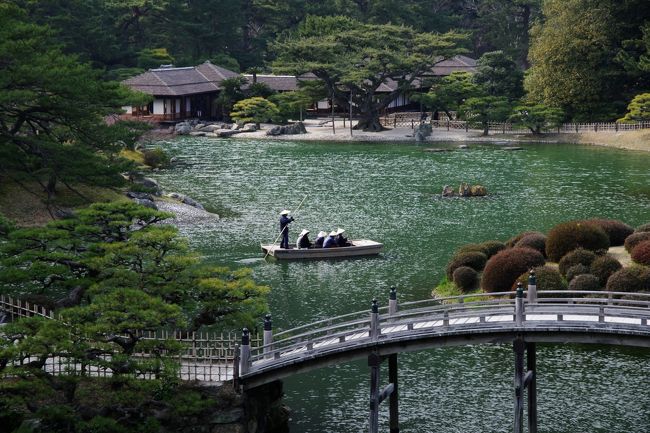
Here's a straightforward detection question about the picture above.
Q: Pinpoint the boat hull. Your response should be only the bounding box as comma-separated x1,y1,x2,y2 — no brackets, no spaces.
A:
261,240,383,260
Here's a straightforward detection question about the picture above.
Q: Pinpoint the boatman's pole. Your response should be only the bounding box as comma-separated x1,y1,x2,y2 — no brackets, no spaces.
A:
263,195,308,260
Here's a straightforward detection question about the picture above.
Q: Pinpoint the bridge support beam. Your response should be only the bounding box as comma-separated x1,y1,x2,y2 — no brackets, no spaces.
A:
513,338,537,433
368,352,399,433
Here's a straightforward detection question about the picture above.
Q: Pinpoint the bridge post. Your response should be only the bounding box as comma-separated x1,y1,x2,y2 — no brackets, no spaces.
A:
389,287,398,315
370,299,380,341
263,314,273,358
240,328,251,375
515,283,524,326
527,343,538,433
368,352,381,433
527,269,537,303
388,353,399,433
513,338,525,433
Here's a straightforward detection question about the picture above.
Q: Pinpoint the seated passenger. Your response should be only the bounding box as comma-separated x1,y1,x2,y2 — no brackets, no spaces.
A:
313,231,327,248
296,229,312,249
335,227,351,247
323,231,338,248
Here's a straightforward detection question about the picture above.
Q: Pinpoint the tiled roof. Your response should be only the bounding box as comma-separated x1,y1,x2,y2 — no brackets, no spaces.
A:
429,55,477,76
123,62,238,96
242,74,317,91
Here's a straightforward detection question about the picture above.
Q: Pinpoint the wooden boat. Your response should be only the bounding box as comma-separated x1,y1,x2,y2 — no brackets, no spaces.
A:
261,240,383,260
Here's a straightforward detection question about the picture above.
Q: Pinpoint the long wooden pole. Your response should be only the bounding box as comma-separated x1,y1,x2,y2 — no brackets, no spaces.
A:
388,353,399,433
263,195,308,260
527,343,538,433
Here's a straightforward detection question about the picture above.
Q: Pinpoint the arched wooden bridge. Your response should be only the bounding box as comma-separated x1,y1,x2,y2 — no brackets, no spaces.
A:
237,284,650,433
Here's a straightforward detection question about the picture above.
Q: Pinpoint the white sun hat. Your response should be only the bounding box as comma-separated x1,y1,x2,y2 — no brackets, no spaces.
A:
336,228,346,235
317,231,327,238
299,229,309,237
280,209,290,215
329,230,337,236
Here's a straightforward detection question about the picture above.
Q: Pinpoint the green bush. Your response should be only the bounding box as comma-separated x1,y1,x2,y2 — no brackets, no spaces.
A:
445,251,488,280
514,266,567,292
624,231,650,252
584,219,634,246
142,147,170,168
590,255,622,286
558,248,597,277
636,222,650,232
606,266,650,293
565,264,591,283
568,273,601,291
631,240,650,266
506,231,543,248
481,247,546,293
514,233,547,257
452,266,479,293
455,240,506,259
545,220,610,262
0,213,16,238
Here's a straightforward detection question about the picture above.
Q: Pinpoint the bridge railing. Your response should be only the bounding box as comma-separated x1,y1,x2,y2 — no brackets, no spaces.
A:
245,290,650,370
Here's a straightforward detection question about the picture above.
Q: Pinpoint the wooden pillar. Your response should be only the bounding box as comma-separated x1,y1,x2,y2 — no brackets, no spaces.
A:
513,338,525,433
388,353,399,433
368,352,381,433
527,343,538,433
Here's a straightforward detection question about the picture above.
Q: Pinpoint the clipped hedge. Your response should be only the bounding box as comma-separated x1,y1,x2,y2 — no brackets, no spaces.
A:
514,233,547,257
506,231,544,248
636,222,650,232
584,219,634,246
624,231,650,252
565,264,591,283
590,255,622,287
445,251,487,280
452,266,479,293
606,266,650,293
545,220,610,262
481,247,546,293
456,240,506,259
568,274,601,291
558,248,597,277
631,240,650,266
514,266,567,292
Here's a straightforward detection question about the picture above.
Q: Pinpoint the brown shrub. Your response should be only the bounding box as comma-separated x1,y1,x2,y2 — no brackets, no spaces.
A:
636,222,650,232
566,264,591,283
606,266,650,293
545,220,609,262
624,232,650,252
452,266,479,293
584,219,634,246
514,266,567,292
506,231,544,248
558,248,597,277
568,274,601,291
590,255,622,287
514,233,547,257
481,247,546,293
445,251,487,280
631,240,650,266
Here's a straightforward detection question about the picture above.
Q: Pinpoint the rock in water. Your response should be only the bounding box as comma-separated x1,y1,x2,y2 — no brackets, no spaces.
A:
414,122,432,142
174,122,192,135
470,185,487,196
442,185,455,197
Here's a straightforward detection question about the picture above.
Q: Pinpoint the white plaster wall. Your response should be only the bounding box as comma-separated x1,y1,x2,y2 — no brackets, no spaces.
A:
123,106,133,114
153,99,165,115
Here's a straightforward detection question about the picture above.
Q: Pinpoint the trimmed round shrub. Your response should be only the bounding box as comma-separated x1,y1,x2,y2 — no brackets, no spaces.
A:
568,274,601,291
481,247,546,293
636,222,650,232
506,231,544,248
456,240,506,259
565,264,591,283
558,248,597,277
631,240,650,266
625,231,650,252
514,266,567,292
584,219,634,246
514,233,547,257
545,220,610,262
452,266,479,293
445,251,488,280
606,266,650,293
590,255,622,287
142,147,170,168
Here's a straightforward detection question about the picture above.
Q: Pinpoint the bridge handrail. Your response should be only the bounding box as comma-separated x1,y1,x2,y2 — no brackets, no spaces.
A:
249,291,650,361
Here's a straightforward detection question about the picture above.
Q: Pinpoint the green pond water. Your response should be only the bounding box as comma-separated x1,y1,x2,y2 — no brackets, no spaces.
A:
149,137,650,433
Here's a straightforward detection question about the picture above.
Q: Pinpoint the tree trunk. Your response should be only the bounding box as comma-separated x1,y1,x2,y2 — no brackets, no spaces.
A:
482,122,489,136
46,172,57,199
354,115,386,132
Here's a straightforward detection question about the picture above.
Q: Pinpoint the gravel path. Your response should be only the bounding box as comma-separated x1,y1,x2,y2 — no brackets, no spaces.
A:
155,200,219,225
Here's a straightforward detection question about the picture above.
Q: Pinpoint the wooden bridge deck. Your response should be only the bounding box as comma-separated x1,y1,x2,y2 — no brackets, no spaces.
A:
240,290,650,388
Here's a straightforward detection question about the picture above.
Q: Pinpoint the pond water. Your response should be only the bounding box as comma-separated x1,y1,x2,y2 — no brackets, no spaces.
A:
149,137,650,433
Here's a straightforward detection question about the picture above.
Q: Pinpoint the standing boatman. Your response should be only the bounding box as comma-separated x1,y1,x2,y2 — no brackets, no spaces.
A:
279,210,294,249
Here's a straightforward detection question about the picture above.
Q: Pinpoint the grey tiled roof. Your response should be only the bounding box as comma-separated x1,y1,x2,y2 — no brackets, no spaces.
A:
242,74,318,91
123,62,238,96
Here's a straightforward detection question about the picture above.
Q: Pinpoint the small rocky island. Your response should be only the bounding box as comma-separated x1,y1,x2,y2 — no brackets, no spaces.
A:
442,183,488,197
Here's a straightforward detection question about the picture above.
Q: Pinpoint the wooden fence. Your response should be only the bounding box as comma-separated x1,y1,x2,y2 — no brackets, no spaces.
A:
0,295,257,383
380,112,650,133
